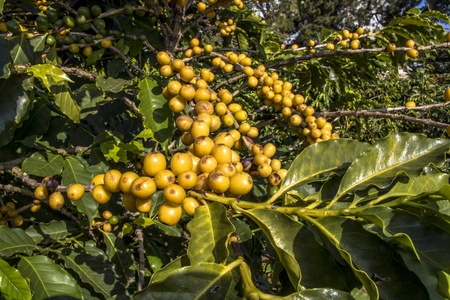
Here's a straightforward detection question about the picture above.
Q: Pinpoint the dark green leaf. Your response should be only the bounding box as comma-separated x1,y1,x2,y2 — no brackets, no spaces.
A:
58,248,127,299
0,227,37,257
17,255,83,300
187,202,235,265
0,75,33,147
9,34,34,65
102,232,135,284
96,76,131,93
335,133,450,200
286,288,354,299
0,258,32,300
135,263,233,300
61,155,93,185
25,220,79,245
268,139,369,204
244,209,346,291
314,216,428,300
72,193,99,226
0,38,11,79
137,78,174,146
49,77,81,123
22,151,64,177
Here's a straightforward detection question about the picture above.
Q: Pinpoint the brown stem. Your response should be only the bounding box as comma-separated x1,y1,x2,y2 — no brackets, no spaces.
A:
135,227,146,292
108,46,146,76
268,43,450,68
122,97,145,123
0,184,34,197
322,109,450,129
59,66,97,81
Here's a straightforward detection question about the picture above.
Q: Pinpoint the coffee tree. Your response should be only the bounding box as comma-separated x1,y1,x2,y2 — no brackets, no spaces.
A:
1,0,450,298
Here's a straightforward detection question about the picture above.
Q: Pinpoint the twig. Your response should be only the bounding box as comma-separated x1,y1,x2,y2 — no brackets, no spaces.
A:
122,97,145,123
135,227,146,292
322,109,450,129
0,184,34,197
268,43,450,69
59,66,97,81
108,46,146,76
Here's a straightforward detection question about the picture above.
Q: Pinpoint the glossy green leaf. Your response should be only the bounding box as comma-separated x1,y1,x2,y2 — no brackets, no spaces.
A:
0,227,37,257
314,216,428,300
21,151,64,177
0,258,32,300
9,34,34,65
235,28,249,50
360,207,450,271
0,38,11,79
421,10,450,25
57,248,126,299
96,76,131,93
335,133,450,200
285,288,354,299
86,48,104,66
102,231,135,284
0,75,33,147
61,155,93,185
411,200,450,222
353,172,450,206
154,220,183,237
135,263,233,300
17,255,83,300
437,270,450,299
27,64,73,91
268,139,369,203
137,78,174,145
49,77,81,123
72,193,99,226
397,248,443,300
187,202,235,265
25,220,79,245
150,255,191,283
244,209,346,291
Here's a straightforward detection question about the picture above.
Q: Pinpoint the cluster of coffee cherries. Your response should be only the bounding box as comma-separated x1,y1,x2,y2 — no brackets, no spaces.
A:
215,19,236,37
197,0,246,15
211,51,252,74
184,38,213,58
0,202,25,227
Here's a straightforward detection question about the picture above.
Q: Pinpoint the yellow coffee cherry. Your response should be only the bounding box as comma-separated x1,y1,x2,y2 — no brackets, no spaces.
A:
92,185,112,204
34,186,48,200
104,170,122,193
67,184,85,201
49,192,65,209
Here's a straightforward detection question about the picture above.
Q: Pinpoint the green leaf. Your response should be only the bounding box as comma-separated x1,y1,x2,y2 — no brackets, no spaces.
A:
57,248,127,299
61,155,93,185
360,207,450,271
17,255,83,300
22,151,64,177
133,217,154,227
28,64,73,91
135,263,233,300
0,38,11,79
421,10,450,25
86,48,104,66
25,220,79,245
72,193,99,226
9,34,34,65
335,133,450,200
0,227,37,257
100,140,128,163
154,220,183,237
137,78,174,146
0,75,33,147
0,0,4,14
102,232,135,284
96,76,131,93
243,209,346,291
0,259,32,300
354,172,450,206
437,270,450,298
186,202,235,265
397,248,443,300
268,139,369,204
285,288,354,299
150,255,191,283
235,28,249,50
49,77,81,123
314,216,429,300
